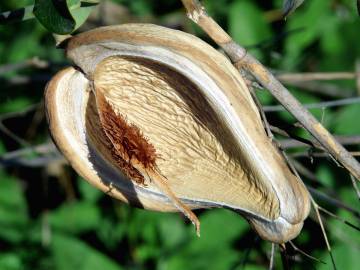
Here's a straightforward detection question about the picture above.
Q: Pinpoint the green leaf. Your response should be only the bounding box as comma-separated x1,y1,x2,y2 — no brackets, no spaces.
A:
0,174,28,225
283,0,331,69
188,209,248,252
96,218,125,250
0,173,28,243
78,177,102,202
331,104,360,134
228,0,272,59
33,0,98,34
158,214,187,249
69,0,97,30
33,0,75,34
161,210,249,270
315,164,335,187
51,233,123,270
0,253,23,270
48,201,100,234
0,97,33,114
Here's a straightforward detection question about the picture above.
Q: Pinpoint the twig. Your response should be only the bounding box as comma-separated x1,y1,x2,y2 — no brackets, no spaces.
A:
0,102,42,147
356,60,360,96
0,153,62,168
181,0,360,181
290,151,360,158
288,240,326,264
279,135,360,149
275,72,358,82
292,160,360,220
41,210,51,247
318,205,360,232
350,175,360,200
1,74,52,87
0,121,30,147
263,97,360,112
308,186,360,220
0,5,34,24
0,142,63,168
291,159,320,183
0,102,40,120
269,243,275,270
0,57,48,74
270,124,323,151
279,244,291,270
276,81,354,98
311,198,337,270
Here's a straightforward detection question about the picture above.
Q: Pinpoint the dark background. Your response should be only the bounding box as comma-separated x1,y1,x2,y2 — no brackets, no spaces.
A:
0,0,359,269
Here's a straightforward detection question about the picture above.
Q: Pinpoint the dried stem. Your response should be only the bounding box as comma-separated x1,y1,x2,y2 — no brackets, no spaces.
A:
279,244,291,270
0,5,34,24
263,97,360,112
356,59,360,95
350,175,360,200
308,186,360,220
318,205,360,232
0,142,62,168
275,72,358,82
275,80,354,98
0,102,40,120
311,198,337,269
269,243,275,270
288,240,326,264
181,0,360,181
0,57,48,75
279,135,360,150
290,151,360,158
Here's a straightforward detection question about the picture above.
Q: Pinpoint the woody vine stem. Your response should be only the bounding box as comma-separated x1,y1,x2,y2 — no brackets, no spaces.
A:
181,0,360,182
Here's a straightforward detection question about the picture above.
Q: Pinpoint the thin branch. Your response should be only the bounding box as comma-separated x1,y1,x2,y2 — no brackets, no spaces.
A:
0,121,30,147
0,5,34,24
311,198,337,270
269,243,275,270
263,97,360,112
0,142,63,168
0,57,48,75
290,151,360,158
308,186,360,220
356,59,360,96
277,81,354,98
275,72,358,82
0,102,40,121
270,124,324,151
1,74,52,86
279,135,360,150
318,205,360,232
291,159,321,183
279,244,291,270
288,241,326,264
291,160,360,221
350,175,360,200
181,0,360,181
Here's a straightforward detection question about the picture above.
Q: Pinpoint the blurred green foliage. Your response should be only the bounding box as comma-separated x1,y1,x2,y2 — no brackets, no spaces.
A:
0,0,359,269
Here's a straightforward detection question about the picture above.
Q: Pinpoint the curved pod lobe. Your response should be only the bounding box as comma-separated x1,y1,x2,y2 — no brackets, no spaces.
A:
45,24,310,243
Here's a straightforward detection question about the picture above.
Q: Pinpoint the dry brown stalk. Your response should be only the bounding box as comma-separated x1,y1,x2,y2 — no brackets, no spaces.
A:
181,0,360,181
275,72,358,82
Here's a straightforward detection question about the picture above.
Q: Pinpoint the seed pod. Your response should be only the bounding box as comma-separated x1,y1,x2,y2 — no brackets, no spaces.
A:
45,24,310,243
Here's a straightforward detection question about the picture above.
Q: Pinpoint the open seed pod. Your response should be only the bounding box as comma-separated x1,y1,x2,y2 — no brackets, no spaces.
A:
45,24,310,243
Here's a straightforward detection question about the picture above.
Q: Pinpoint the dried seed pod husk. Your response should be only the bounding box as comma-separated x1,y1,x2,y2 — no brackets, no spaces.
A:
45,24,310,243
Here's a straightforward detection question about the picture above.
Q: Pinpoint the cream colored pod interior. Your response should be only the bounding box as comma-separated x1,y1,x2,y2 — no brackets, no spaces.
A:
44,24,310,243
